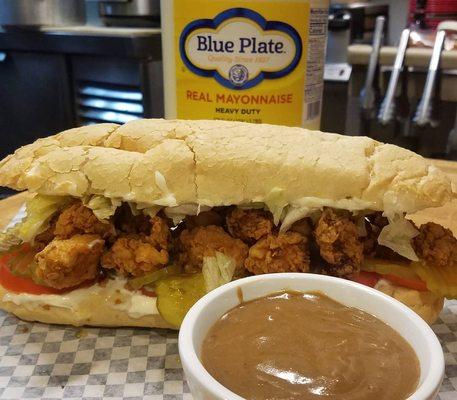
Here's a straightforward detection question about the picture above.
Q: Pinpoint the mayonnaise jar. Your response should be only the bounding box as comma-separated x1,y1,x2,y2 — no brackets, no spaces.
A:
161,0,329,129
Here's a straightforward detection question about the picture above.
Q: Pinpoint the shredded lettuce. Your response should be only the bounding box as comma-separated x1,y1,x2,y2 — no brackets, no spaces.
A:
164,204,211,226
280,206,312,232
1,195,72,251
378,214,419,261
264,188,288,225
0,231,22,252
129,202,161,218
154,171,177,207
83,195,121,221
202,252,236,292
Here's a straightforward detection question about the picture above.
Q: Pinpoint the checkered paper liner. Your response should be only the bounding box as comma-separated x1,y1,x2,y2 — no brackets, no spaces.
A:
1,208,193,400
1,306,457,400
0,314,192,400
1,210,457,399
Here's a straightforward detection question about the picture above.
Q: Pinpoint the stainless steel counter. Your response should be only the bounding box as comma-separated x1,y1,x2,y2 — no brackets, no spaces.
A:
0,25,162,58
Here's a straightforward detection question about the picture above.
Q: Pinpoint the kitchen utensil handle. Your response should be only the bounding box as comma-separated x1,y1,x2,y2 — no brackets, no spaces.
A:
378,28,410,125
446,108,457,154
413,30,446,126
361,16,385,111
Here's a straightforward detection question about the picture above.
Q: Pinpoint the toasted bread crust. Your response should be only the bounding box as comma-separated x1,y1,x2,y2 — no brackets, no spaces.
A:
0,279,443,327
0,119,452,213
375,279,444,324
0,281,171,328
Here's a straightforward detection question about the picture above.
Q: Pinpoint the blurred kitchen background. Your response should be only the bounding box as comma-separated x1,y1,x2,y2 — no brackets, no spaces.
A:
0,0,456,171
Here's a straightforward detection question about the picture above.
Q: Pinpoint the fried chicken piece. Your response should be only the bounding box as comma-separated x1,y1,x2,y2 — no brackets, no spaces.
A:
102,235,169,276
34,227,55,251
33,217,57,252
363,213,387,256
314,208,363,275
35,234,104,289
226,208,273,244
413,222,457,268
362,212,391,256
54,202,115,240
314,263,358,278
185,210,223,230
245,232,310,274
290,218,312,236
114,204,151,235
178,225,248,273
102,216,171,277
149,216,171,249
363,213,411,262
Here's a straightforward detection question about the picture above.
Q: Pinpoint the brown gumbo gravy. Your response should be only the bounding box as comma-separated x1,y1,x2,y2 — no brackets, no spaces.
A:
201,291,419,400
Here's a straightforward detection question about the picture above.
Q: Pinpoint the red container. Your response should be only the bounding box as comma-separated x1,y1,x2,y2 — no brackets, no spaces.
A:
409,0,457,30
409,0,457,14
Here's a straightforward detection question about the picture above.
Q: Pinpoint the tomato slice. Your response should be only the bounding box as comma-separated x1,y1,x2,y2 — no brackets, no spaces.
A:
1,243,101,295
0,266,65,295
140,287,157,297
352,271,381,288
352,270,427,292
361,258,428,292
1,244,66,295
0,243,31,265
384,274,428,292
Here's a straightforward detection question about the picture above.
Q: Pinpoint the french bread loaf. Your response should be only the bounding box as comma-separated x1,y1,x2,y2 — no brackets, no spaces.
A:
0,119,452,213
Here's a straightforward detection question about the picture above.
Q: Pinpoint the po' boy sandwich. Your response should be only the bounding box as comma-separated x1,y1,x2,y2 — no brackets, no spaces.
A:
0,119,455,327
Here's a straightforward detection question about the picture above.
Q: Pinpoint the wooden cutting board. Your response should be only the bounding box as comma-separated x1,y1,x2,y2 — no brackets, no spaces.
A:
1,159,456,233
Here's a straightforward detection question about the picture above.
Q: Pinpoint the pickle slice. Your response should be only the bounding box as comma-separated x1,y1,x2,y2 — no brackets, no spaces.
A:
4,245,41,282
127,264,182,290
156,273,206,328
411,261,457,299
363,258,420,280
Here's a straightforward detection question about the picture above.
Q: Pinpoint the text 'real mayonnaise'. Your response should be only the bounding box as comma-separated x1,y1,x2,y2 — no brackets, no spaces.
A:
160,0,329,129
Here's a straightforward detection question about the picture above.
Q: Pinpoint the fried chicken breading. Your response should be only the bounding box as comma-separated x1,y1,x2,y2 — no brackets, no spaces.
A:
362,212,407,261
413,222,457,268
185,210,224,230
35,234,104,289
54,202,115,240
114,204,151,235
314,208,363,275
33,216,58,252
102,216,170,276
178,225,248,273
313,263,358,278
363,212,387,256
290,218,313,236
102,235,169,276
245,232,310,274
226,208,273,244
149,216,170,250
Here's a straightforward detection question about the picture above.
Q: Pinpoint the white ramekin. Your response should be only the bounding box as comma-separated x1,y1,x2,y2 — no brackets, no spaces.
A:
179,273,444,400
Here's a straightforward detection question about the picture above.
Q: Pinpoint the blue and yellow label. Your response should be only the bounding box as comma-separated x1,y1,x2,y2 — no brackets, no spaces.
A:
175,0,310,126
